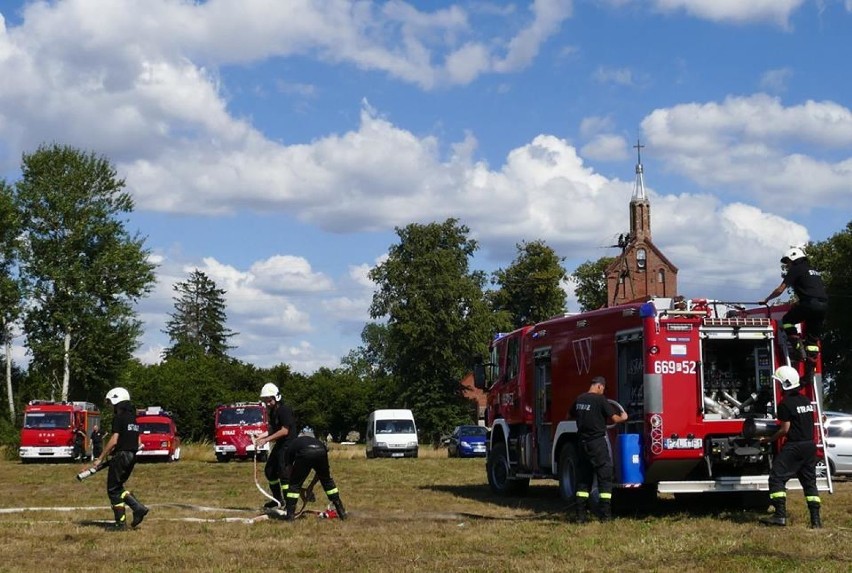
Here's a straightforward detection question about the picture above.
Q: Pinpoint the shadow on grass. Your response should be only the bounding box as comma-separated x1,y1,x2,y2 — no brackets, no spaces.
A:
421,482,770,524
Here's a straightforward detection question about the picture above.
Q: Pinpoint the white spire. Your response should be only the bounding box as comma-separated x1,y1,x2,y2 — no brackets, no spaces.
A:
632,139,646,202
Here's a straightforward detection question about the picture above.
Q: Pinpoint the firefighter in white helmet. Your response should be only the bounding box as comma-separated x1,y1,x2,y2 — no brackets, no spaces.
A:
254,382,297,509
759,366,822,528
760,247,828,382
93,387,149,529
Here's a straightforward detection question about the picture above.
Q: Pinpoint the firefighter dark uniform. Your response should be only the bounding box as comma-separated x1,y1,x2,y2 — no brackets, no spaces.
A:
282,435,347,520
762,249,828,381
261,392,297,508
761,367,821,528
91,426,103,459
570,382,623,522
96,387,149,530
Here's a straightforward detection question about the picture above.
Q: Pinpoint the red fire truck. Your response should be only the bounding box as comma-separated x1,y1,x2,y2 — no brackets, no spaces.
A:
473,297,831,505
136,406,181,462
213,402,269,462
19,401,100,463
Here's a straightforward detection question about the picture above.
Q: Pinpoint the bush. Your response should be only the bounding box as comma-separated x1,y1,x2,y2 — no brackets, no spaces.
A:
0,417,20,461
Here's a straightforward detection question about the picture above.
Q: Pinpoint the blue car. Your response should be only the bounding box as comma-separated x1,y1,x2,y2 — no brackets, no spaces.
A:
446,425,487,458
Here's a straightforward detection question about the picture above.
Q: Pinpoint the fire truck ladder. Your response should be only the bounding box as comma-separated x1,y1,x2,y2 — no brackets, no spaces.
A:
777,330,833,493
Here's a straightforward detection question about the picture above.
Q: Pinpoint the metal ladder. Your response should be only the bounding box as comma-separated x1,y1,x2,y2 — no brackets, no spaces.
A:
777,329,833,493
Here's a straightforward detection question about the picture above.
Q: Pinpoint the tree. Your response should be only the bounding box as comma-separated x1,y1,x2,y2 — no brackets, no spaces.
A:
163,269,235,361
807,223,852,410
571,256,615,311
368,219,496,442
0,180,22,421
15,144,156,403
490,240,567,328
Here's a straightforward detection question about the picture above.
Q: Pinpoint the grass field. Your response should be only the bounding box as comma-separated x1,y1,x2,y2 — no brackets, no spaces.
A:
1,443,851,572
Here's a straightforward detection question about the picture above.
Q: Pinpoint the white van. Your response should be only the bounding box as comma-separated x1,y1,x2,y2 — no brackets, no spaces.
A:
365,409,418,458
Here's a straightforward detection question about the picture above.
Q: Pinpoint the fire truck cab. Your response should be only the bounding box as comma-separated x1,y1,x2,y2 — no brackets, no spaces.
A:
475,297,831,504
136,406,181,462
214,402,269,462
19,401,100,463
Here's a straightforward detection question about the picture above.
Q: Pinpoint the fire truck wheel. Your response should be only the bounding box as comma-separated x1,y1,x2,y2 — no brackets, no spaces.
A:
487,440,529,496
216,453,231,463
557,443,580,502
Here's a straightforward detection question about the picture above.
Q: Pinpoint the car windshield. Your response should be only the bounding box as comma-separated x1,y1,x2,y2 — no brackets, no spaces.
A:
24,412,71,429
376,420,415,434
459,426,487,437
139,422,172,434
218,407,264,426
826,421,852,438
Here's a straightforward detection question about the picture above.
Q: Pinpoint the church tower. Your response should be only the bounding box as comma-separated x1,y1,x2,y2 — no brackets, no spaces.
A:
605,141,678,306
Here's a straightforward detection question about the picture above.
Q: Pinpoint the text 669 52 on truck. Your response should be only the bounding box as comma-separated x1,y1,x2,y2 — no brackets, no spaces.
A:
473,297,832,508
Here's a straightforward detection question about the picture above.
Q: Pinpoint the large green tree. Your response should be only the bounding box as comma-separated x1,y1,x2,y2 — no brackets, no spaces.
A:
15,144,156,403
808,223,852,410
0,180,22,421
571,256,615,311
163,269,235,361
368,219,496,442
490,240,567,328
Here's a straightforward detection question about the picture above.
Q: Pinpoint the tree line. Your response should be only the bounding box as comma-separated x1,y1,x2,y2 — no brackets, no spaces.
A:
2,144,851,446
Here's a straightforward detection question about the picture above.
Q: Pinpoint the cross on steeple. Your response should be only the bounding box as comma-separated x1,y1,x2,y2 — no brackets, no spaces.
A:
634,139,644,166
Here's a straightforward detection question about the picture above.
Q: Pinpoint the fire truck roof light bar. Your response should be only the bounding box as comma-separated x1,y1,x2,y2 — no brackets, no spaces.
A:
700,331,770,340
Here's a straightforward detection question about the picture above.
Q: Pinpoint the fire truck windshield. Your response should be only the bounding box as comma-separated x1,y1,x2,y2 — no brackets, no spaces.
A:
139,422,171,434
218,407,263,426
24,412,72,429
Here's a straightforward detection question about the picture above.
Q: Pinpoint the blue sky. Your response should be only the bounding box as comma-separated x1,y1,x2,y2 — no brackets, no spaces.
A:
1,0,850,373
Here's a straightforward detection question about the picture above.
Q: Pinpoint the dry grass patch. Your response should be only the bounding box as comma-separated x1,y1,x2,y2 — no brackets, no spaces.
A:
1,455,851,572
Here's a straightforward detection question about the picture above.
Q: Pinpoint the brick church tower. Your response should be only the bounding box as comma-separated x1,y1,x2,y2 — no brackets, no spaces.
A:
605,142,678,306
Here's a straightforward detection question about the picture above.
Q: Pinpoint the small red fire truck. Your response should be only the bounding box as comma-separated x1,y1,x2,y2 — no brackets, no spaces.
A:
473,297,831,505
136,406,181,462
19,401,100,463
213,402,269,462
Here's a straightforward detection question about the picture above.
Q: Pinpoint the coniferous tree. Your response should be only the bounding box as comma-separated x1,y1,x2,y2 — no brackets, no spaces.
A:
163,269,235,360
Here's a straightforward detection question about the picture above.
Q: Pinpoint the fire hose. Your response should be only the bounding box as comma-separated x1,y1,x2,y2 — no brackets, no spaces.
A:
252,437,320,519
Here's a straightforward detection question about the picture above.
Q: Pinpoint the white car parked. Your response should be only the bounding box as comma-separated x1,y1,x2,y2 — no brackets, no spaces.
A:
824,415,852,477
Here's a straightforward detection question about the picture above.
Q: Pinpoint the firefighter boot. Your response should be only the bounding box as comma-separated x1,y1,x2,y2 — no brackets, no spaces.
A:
760,498,787,526
264,481,284,509
598,500,613,522
124,493,149,528
111,504,127,530
808,502,822,529
330,495,347,520
282,498,297,521
574,497,588,524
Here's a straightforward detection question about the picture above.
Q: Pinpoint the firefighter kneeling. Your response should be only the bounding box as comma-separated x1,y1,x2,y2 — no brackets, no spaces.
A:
280,432,347,521
569,376,628,523
760,366,822,528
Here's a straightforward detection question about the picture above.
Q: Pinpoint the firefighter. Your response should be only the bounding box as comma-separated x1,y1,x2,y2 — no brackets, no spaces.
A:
72,426,86,462
569,376,628,522
281,431,347,521
91,424,104,460
92,387,149,529
760,247,828,381
760,366,821,528
254,382,297,509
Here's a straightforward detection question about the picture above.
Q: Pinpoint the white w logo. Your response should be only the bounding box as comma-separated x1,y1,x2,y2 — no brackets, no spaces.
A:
573,337,592,374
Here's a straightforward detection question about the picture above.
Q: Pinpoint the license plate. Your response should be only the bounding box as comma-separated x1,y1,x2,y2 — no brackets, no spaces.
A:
39,448,52,454
391,452,404,458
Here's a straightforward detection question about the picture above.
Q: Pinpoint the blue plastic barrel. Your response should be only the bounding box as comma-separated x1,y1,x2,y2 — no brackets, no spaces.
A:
618,433,644,485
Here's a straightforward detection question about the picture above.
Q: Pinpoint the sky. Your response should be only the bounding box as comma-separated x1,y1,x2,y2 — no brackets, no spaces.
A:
1,0,851,373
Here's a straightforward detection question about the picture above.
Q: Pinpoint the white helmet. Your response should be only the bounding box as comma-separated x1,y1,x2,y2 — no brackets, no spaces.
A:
781,247,806,263
773,365,800,391
105,387,131,405
260,382,280,401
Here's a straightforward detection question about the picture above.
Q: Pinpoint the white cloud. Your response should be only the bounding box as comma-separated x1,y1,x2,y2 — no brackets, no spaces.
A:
641,94,852,211
760,67,793,93
593,66,635,86
651,0,807,28
581,134,630,162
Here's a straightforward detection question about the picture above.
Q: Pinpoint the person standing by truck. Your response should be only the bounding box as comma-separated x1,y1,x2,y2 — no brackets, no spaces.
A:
255,383,297,509
92,387,149,529
91,424,104,460
281,432,347,520
569,376,628,522
759,366,822,528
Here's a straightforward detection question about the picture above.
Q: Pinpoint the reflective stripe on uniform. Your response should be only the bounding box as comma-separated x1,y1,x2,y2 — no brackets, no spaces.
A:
599,492,612,500
806,495,821,504
325,488,339,496
576,491,589,498
770,491,787,499
286,491,301,499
